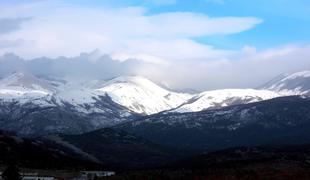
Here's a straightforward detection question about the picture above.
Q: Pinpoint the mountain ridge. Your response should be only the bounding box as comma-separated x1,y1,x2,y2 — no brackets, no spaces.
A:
1,70,310,136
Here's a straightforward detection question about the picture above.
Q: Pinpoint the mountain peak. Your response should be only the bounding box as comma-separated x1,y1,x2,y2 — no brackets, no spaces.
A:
1,71,38,86
281,71,310,81
171,88,280,113
0,71,56,95
97,76,192,115
101,75,170,96
261,70,310,95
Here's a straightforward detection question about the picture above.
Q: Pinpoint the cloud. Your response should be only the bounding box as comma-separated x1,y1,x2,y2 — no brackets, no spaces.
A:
0,1,262,59
114,44,310,91
1,44,310,91
158,44,310,90
0,39,24,48
148,12,262,37
0,17,31,35
3,1,306,91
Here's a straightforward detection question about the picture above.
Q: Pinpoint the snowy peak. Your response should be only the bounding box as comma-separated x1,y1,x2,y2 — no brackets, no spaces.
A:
0,72,57,99
97,76,192,115
102,76,169,96
0,72,56,92
2,70,308,116
261,70,310,95
171,89,280,113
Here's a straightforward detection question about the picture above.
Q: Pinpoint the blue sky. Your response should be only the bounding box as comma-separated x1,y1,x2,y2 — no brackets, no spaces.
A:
66,0,310,50
1,0,309,55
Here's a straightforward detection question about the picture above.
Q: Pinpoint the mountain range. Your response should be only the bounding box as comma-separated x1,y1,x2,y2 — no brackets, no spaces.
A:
1,69,310,172
0,70,310,136
116,96,310,151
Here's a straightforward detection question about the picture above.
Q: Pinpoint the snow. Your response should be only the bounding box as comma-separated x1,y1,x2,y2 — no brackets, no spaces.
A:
2,71,308,116
0,72,56,93
0,72,55,106
172,89,280,113
262,71,310,95
96,76,193,115
281,71,310,81
0,73,108,113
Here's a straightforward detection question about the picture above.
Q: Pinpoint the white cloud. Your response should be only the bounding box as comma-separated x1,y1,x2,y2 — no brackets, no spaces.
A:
0,1,262,59
3,1,306,91
1,43,310,91
102,44,309,90
152,44,310,90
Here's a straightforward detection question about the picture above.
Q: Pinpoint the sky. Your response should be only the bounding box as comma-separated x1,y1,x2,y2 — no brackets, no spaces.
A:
0,0,310,90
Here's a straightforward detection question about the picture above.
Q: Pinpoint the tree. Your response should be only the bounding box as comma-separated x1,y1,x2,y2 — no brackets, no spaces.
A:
2,164,21,180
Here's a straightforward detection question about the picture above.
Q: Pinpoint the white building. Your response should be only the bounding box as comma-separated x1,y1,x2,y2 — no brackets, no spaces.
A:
75,171,115,180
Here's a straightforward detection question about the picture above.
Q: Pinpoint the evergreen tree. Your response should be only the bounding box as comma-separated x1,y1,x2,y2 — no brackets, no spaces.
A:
2,164,21,180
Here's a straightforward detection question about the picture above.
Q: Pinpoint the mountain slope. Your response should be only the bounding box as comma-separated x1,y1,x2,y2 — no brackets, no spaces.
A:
260,71,310,95
170,144,310,170
170,70,310,113
0,130,100,169
0,72,136,136
96,76,192,115
2,70,310,136
43,128,179,169
116,96,310,152
0,72,54,104
171,89,280,113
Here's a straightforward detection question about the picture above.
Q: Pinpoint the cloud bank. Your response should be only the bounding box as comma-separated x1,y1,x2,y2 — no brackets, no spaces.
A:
0,1,309,91
0,1,261,59
1,44,310,91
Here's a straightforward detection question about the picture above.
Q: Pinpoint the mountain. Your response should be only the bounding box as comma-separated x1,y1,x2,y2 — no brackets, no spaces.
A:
116,96,310,152
0,130,100,169
0,128,178,170
1,70,310,136
152,144,310,180
170,70,310,113
170,144,310,170
260,70,310,95
96,76,192,115
43,128,179,169
0,72,193,135
114,144,310,179
0,72,136,136
0,72,193,116
171,89,280,113
0,71,55,103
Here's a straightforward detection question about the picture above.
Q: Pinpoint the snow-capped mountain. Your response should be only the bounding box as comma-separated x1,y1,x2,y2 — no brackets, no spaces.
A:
0,72,61,109
96,76,193,115
0,72,54,99
1,70,310,136
117,96,310,151
171,89,280,113
0,72,192,135
0,72,135,135
0,73,192,115
170,70,310,113
260,71,310,95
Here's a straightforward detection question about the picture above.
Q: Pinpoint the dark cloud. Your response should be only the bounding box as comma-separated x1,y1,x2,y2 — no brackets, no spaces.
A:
0,52,154,81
